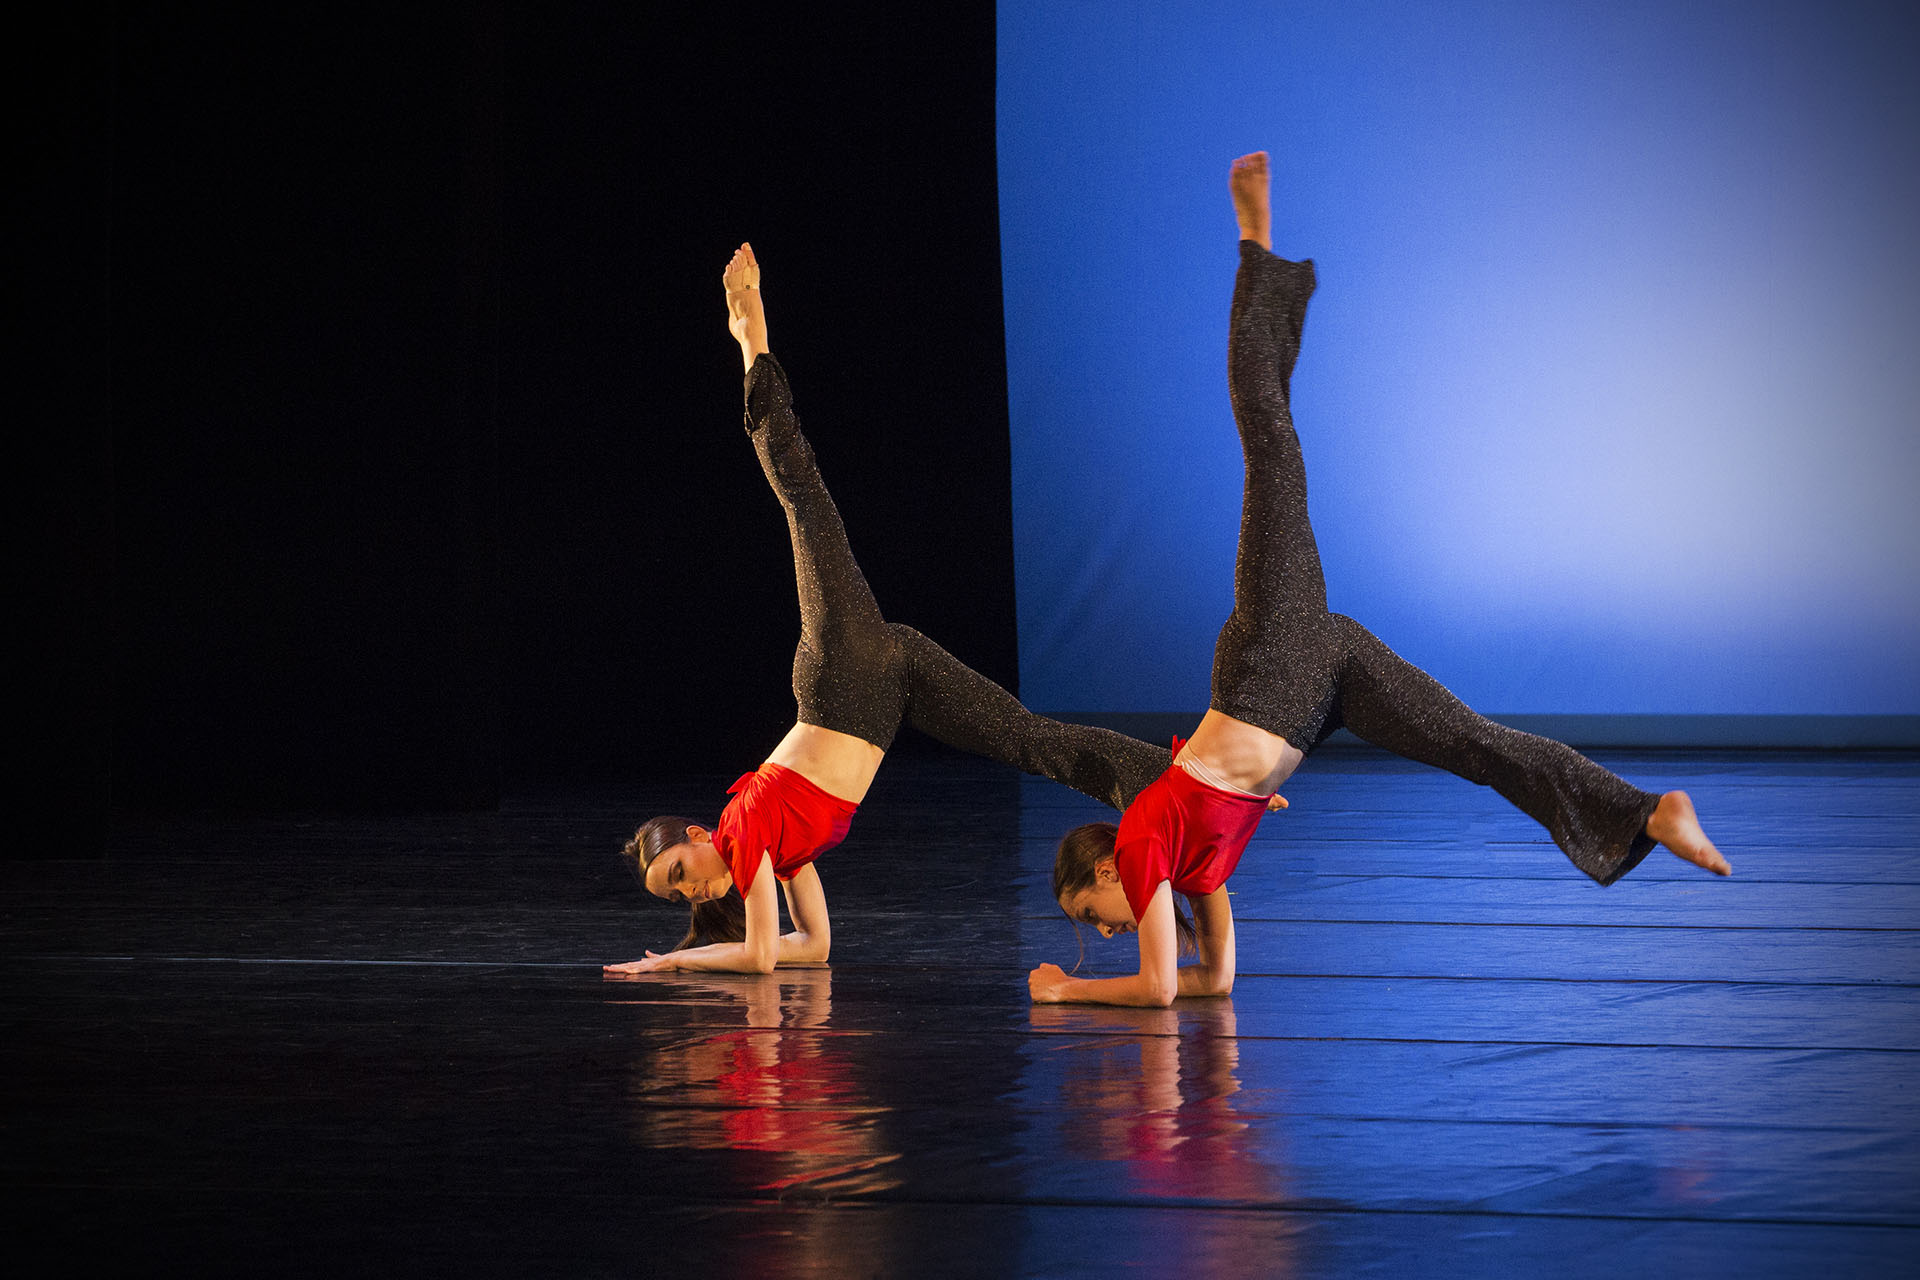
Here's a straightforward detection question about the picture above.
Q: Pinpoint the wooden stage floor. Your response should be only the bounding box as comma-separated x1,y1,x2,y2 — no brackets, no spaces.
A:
6,748,1917,1276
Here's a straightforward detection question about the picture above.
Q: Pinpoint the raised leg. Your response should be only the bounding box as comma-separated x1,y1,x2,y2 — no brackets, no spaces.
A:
744,351,904,749
892,625,1173,811
1209,153,1337,744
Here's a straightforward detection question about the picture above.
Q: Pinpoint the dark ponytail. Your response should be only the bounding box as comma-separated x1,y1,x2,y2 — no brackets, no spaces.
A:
1051,822,1198,957
621,815,747,951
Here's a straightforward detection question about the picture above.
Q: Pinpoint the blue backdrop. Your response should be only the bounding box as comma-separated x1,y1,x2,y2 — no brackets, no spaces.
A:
997,1,1919,727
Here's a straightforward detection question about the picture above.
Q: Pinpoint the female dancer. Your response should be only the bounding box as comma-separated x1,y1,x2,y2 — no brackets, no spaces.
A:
1031,153,1729,1008
605,244,1180,975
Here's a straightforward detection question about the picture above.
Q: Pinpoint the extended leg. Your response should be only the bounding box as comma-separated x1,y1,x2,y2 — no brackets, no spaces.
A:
1209,156,1340,743
892,625,1173,810
1324,615,1661,884
745,352,905,749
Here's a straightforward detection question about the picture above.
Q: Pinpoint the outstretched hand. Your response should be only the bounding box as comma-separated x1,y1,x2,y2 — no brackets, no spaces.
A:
603,951,680,976
1029,962,1072,1004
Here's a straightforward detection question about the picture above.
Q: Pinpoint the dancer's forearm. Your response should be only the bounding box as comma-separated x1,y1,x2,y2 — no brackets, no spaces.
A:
662,937,778,974
1044,971,1178,1008
1031,888,1181,1006
674,852,784,972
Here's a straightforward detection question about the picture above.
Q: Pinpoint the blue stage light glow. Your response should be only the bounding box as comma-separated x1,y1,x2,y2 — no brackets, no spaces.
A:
998,0,1920,720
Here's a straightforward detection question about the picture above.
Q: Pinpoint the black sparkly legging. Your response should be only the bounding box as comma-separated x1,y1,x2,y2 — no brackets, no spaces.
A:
1208,242,1658,885
744,353,1171,812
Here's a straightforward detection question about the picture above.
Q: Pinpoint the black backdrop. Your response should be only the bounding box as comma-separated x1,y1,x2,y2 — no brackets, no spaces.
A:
26,3,1016,844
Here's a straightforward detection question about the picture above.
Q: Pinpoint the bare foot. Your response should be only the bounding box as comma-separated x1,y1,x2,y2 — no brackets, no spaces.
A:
723,242,768,372
1229,151,1272,250
1646,790,1731,875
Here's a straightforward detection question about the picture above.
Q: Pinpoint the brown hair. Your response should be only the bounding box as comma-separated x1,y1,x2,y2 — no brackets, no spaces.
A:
621,815,746,951
1052,822,1197,957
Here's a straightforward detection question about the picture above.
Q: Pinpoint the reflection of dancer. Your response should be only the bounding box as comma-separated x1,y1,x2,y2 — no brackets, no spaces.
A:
607,245,1172,976
615,969,901,1198
1028,1004,1283,1208
1032,153,1730,1008
604,965,834,1028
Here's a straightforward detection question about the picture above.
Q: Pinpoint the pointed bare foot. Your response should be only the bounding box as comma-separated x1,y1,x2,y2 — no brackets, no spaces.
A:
1647,790,1730,875
722,242,768,372
1229,151,1272,250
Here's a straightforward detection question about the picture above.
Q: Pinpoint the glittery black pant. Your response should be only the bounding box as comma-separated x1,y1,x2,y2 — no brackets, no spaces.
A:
745,353,1171,811
1209,243,1658,884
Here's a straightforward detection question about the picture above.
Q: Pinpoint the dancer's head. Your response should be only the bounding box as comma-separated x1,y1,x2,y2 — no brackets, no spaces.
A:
1053,823,1197,953
622,816,744,949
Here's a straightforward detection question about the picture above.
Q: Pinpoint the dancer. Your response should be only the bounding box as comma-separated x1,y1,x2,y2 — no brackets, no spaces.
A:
1031,153,1729,1008
606,244,1182,975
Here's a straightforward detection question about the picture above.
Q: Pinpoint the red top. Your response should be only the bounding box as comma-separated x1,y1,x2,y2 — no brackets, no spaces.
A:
1113,740,1267,922
715,763,859,898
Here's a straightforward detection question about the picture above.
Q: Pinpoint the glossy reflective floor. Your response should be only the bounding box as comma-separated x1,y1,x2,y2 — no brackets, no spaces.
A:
7,750,1918,1276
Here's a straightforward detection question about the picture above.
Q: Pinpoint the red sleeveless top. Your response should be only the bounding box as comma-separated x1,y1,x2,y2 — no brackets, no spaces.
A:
1113,740,1267,920
714,763,858,898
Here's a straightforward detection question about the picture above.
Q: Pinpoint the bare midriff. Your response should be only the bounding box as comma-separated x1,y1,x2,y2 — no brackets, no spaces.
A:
1180,709,1305,796
764,721,886,804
